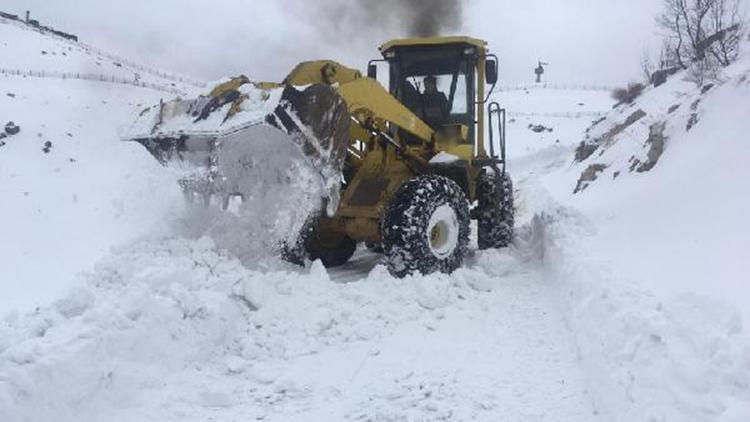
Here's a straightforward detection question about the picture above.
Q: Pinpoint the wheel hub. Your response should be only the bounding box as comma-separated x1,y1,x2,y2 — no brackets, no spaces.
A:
427,204,459,259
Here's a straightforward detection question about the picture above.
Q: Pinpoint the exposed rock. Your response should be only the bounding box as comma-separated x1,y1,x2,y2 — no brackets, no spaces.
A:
590,116,606,128
574,141,599,162
668,104,680,113
528,124,553,133
601,109,648,147
4,121,20,135
574,163,607,194
636,122,666,173
584,117,606,137
651,66,680,87
612,171,621,180
701,83,714,94
621,109,647,127
575,109,646,163
42,141,52,154
612,82,645,105
686,113,699,131
690,99,701,111
629,157,642,172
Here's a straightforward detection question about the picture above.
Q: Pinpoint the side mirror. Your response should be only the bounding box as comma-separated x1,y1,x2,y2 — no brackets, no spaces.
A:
485,59,498,84
367,63,377,79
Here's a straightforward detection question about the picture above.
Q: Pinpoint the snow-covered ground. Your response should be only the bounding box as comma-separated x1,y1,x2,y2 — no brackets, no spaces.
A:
2,17,750,422
0,17,186,314
0,237,603,422
0,16,202,91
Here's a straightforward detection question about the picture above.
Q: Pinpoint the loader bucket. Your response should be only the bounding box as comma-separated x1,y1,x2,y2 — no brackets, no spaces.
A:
122,81,351,243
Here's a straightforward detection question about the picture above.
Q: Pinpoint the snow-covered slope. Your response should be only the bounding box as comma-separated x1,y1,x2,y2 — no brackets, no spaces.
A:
0,15,202,93
0,18,186,314
552,47,750,321
525,45,750,421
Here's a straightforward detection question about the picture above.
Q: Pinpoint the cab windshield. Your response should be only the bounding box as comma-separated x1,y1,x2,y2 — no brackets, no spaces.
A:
394,48,472,130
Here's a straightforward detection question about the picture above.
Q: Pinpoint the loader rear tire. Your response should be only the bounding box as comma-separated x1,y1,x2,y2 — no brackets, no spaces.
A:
381,175,470,278
476,169,514,249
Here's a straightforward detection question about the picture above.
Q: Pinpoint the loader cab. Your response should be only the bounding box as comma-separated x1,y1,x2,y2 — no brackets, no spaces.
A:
370,36,499,158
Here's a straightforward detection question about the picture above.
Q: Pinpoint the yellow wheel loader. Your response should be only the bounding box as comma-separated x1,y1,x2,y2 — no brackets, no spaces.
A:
123,36,514,278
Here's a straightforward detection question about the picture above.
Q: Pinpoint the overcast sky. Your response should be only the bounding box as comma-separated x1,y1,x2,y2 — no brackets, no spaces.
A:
3,0,678,85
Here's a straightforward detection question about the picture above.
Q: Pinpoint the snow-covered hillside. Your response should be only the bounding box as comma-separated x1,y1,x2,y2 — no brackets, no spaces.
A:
551,47,750,323
1,14,749,422
0,17,187,314
0,15,203,93
522,46,750,421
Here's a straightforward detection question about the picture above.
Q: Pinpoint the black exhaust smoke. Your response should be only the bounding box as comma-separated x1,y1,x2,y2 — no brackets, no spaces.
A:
389,0,464,37
290,0,464,39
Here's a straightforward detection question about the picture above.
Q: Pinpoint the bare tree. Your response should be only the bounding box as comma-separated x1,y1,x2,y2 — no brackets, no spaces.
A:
656,0,744,82
641,49,655,83
705,0,743,65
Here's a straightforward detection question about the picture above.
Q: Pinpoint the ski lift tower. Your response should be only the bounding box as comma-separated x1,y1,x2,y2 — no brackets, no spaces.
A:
534,60,549,83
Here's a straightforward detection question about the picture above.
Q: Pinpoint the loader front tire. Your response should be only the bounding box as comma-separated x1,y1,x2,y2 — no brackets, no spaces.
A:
382,175,470,278
305,226,357,268
281,217,356,268
476,169,514,249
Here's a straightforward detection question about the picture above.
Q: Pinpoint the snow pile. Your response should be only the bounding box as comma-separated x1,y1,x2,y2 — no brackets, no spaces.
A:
0,235,598,421
529,207,750,422
121,79,350,252
515,42,750,421
121,80,283,139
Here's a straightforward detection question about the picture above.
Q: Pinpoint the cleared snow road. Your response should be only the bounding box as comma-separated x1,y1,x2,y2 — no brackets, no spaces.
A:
1,231,599,422
310,249,599,421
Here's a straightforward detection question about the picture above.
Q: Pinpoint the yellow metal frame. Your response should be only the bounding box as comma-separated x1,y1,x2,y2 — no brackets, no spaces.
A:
379,36,487,52
379,36,491,158
250,38,493,243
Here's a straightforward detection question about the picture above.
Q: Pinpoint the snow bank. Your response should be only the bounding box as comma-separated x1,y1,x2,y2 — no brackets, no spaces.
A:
0,233,597,421
528,207,750,422
539,44,750,325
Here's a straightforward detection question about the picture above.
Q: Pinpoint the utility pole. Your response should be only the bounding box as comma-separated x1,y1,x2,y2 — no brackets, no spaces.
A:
534,61,549,83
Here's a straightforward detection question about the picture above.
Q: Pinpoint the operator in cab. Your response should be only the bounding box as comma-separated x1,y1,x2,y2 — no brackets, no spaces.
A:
420,75,449,130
